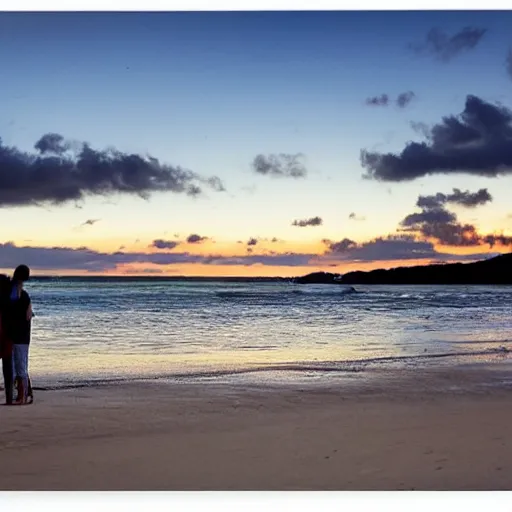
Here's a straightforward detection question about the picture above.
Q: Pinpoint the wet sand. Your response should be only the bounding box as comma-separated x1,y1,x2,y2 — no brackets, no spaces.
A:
1,366,512,490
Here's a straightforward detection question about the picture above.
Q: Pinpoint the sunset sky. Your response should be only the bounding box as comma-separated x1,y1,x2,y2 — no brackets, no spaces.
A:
1,10,512,276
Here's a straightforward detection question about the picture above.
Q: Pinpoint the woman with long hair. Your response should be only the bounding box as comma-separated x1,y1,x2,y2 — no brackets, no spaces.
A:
6,265,33,405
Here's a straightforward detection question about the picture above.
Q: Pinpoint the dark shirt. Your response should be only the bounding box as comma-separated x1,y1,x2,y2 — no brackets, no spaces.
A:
4,289,31,345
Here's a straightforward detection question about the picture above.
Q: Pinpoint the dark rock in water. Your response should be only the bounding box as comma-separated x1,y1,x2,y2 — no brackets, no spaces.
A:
293,272,346,285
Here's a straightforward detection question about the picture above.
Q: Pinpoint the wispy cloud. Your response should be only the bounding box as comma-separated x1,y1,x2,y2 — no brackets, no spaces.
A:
409,27,487,61
251,153,307,178
292,216,323,227
151,239,180,250
410,121,430,138
348,212,366,221
81,218,101,227
365,92,415,109
506,48,512,80
365,94,389,107
396,91,416,108
122,268,165,275
186,234,208,244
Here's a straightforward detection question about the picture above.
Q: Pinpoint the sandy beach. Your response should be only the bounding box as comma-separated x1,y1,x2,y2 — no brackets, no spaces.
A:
1,366,512,491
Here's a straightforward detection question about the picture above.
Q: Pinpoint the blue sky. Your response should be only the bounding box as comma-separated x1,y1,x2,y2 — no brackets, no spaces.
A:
0,11,511,275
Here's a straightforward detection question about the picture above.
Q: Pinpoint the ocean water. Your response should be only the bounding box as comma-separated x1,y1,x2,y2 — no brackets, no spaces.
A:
22,279,512,388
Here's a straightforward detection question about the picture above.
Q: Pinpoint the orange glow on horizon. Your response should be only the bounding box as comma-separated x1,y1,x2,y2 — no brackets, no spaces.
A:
5,255,497,279
2,235,507,278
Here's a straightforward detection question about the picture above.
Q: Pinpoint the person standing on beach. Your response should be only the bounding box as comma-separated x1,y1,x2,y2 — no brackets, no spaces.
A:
5,265,33,405
0,274,14,405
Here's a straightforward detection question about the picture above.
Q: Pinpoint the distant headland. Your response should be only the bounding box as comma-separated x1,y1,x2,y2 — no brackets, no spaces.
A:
294,253,512,285
28,253,512,284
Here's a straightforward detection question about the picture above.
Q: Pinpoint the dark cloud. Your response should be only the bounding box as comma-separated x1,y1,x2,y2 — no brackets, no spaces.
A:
186,234,208,244
348,212,366,221
251,153,307,178
151,239,179,250
416,188,492,209
323,235,490,262
361,95,512,182
0,133,225,207
365,94,389,107
325,238,357,253
415,220,482,247
400,190,511,248
396,91,416,109
292,216,323,227
0,242,203,271
247,237,258,246
81,218,101,226
409,27,487,62
271,237,280,243
415,193,448,210
482,234,512,248
437,189,492,210
401,208,457,227
34,133,70,154
434,223,512,248
351,236,443,260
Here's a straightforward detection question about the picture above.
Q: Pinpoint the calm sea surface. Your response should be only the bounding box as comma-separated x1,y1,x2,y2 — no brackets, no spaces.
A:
23,279,512,388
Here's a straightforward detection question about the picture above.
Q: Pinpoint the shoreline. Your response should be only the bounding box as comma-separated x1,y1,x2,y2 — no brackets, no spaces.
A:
2,365,512,490
27,361,512,396
25,350,512,392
